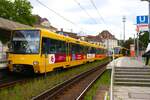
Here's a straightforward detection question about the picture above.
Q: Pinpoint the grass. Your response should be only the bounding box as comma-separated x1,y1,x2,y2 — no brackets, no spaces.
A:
84,69,111,100
0,58,110,100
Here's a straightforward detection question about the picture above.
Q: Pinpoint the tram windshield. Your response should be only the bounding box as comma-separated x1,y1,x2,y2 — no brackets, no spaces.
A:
114,47,121,54
11,30,40,54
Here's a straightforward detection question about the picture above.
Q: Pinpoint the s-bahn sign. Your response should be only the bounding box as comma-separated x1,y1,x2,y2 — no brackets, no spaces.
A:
136,15,148,24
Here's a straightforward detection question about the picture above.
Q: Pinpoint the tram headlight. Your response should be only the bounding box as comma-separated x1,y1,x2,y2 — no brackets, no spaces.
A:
33,61,39,65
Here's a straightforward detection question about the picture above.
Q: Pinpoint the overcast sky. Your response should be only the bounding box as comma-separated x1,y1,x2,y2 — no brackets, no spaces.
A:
29,0,148,40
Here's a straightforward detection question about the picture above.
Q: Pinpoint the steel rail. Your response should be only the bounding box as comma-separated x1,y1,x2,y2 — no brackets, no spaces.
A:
0,79,28,89
76,65,106,100
32,62,109,100
0,70,36,89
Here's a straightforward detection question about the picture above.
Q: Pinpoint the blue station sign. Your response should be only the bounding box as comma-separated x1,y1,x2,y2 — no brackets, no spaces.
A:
136,15,148,24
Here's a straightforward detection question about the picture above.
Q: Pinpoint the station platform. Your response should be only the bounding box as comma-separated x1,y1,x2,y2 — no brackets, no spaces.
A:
107,57,145,69
109,57,150,100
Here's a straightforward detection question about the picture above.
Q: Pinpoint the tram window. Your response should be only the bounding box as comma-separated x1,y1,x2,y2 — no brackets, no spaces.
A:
71,44,79,54
79,45,84,53
71,44,75,54
42,38,66,54
83,46,88,54
49,39,66,54
56,41,66,53
71,44,84,54
96,48,101,54
100,49,102,54
76,45,80,53
101,49,103,54
49,39,56,54
79,45,85,53
98,49,102,54
89,47,96,53
96,48,98,54
87,47,91,53
42,37,49,54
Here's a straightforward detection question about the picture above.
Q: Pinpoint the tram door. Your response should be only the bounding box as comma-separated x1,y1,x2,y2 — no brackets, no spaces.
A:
41,37,50,72
66,43,71,63
41,37,69,71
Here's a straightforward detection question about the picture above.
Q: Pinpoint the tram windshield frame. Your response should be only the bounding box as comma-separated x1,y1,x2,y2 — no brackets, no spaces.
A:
11,30,40,54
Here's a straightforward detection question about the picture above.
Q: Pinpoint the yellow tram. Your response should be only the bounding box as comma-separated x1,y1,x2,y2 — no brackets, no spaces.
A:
114,46,129,58
8,28,107,73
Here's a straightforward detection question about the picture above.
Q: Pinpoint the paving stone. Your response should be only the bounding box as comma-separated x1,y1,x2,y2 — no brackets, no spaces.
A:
129,93,150,99
111,57,150,100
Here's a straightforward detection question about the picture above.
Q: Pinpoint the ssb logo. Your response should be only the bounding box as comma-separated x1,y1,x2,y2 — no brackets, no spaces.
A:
48,54,55,64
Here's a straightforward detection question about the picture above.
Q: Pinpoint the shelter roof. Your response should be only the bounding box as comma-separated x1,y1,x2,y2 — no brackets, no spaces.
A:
0,17,32,31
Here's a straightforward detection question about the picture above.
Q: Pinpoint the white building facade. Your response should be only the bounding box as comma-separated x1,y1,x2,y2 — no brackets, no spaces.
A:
103,39,118,50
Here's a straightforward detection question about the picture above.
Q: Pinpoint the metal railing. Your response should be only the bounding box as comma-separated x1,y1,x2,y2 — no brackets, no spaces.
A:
110,49,115,100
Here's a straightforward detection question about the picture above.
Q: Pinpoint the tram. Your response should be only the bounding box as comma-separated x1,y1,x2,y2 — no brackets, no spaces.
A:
8,28,107,73
114,46,129,58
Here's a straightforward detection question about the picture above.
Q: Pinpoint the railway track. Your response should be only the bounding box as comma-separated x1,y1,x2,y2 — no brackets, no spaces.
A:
0,68,76,89
0,69,36,89
32,62,109,100
0,78,29,89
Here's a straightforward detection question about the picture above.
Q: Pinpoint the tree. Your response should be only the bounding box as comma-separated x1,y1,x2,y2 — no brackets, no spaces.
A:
122,37,134,50
0,0,13,19
0,0,37,26
139,31,149,49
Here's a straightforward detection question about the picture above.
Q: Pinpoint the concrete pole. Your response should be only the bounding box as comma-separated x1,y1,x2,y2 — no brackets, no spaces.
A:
134,34,135,48
123,16,126,43
137,33,139,56
148,0,150,42
134,34,136,56
141,0,150,41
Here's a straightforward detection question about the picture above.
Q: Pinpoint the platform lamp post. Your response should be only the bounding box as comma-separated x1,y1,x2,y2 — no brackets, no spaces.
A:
141,0,150,41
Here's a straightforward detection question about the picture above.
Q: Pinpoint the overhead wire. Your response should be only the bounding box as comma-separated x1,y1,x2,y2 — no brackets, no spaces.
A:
73,0,98,25
36,0,77,26
36,0,89,35
73,0,112,34
89,0,111,31
90,0,105,24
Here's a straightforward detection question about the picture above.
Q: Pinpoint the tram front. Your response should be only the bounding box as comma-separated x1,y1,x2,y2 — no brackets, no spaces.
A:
8,30,41,73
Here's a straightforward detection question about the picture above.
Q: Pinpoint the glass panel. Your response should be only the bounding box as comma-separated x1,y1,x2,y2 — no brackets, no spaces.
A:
49,39,66,54
42,37,66,54
71,44,83,54
12,30,40,54
114,47,120,54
